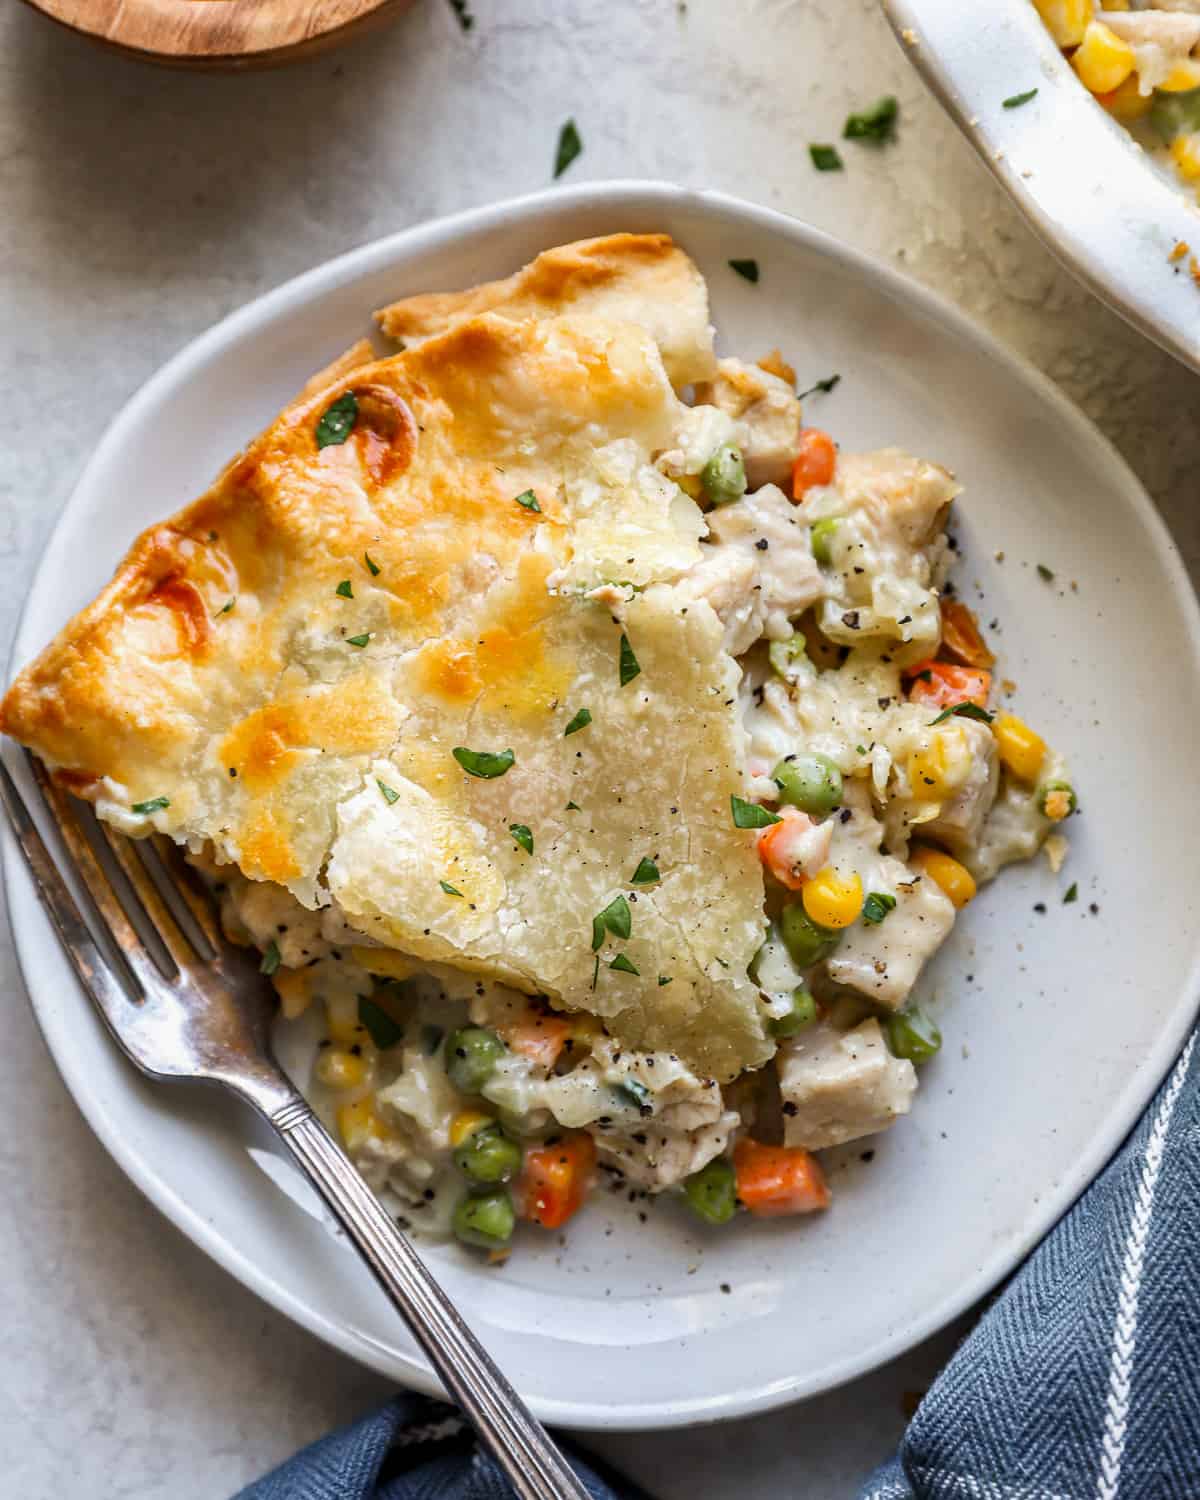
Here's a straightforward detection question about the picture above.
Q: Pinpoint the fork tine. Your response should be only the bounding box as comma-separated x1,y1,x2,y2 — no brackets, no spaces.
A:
0,755,142,1039
93,818,196,973
148,834,224,955
30,757,172,994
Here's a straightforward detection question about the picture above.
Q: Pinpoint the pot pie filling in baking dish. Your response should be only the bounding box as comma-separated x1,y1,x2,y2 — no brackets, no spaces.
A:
0,235,1074,1256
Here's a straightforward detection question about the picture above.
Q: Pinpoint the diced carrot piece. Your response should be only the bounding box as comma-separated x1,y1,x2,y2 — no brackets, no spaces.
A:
733,1138,831,1218
905,661,992,711
791,428,837,500
501,1013,573,1071
939,599,995,670
517,1132,597,1229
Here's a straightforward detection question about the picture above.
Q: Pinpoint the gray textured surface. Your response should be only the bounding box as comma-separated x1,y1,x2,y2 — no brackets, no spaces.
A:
2,1,1197,1496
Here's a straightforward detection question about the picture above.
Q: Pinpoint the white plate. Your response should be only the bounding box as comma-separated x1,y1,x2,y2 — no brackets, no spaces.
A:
884,0,1200,376
6,181,1200,1430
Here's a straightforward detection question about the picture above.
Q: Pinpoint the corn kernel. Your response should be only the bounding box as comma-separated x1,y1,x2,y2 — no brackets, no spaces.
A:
350,946,416,981
993,713,1047,783
449,1110,494,1148
1171,133,1200,182
315,1047,369,1090
1071,21,1135,94
802,868,863,929
337,1098,388,1152
1158,60,1200,93
910,846,977,910
1097,73,1152,122
326,996,366,1045
272,967,312,1021
906,726,971,802
1033,0,1093,49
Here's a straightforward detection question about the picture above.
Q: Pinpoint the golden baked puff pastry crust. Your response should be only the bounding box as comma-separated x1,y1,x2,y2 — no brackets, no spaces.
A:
2,264,770,1078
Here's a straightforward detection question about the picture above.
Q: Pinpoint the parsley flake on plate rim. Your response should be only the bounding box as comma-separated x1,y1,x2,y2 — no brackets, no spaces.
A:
554,119,582,179
1003,88,1039,110
728,258,759,283
810,144,844,172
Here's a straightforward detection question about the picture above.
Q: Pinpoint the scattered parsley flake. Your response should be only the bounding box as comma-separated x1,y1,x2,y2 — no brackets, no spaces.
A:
591,894,632,950
609,953,640,976
855,744,868,755
259,939,281,976
346,633,371,648
131,796,170,815
1037,563,1055,581
446,0,474,31
844,95,898,144
630,857,660,885
439,880,464,897
863,892,898,925
1064,883,1079,904
335,579,354,599
810,143,844,172
928,702,994,726
377,779,400,805
564,707,592,736
916,669,933,683
591,955,600,991
565,800,581,811
618,633,641,686
452,746,515,778
729,258,759,283
509,823,534,856
731,794,781,829
619,1080,651,1112
358,995,404,1049
554,119,582,178
315,391,358,449
658,975,672,986
514,489,541,513
218,598,236,615
364,552,381,576
1003,88,1039,109
798,374,841,399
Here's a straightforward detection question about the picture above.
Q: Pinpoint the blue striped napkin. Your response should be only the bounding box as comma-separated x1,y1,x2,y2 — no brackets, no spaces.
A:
236,1025,1200,1500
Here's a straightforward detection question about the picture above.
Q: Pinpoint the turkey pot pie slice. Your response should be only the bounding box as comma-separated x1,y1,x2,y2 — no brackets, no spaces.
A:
1,305,771,1080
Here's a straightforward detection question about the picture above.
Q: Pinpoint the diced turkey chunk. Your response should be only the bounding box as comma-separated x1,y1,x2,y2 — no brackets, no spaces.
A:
920,718,1000,854
825,856,956,1009
778,1019,917,1150
694,357,804,489
679,484,823,653
593,1110,740,1190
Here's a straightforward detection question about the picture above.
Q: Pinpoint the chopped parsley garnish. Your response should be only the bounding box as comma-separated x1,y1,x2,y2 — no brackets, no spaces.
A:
730,794,782,829
377,779,400,805
564,707,592,736
1036,563,1055,582
346,633,371,648
514,489,541,513
591,894,632,949
364,551,381,576
658,975,672,986
315,391,358,449
335,579,354,599
844,95,898,144
855,744,868,755
863,892,898,925
609,953,640,976
446,0,473,30
928,702,995,725
729,258,759,283
1064,883,1079,904
618,1078,651,1110
358,995,404,1049
618,633,641,686
259,939,281,976
915,669,933,683
810,143,844,172
439,879,464,897
554,118,582,178
131,796,170,815
1003,88,1039,110
798,374,841,399
565,800,581,811
630,857,660,885
452,746,515,778
509,823,534,855
218,598,236,615
591,955,600,991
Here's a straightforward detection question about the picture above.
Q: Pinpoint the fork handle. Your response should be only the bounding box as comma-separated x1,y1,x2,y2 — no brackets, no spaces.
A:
268,1098,592,1500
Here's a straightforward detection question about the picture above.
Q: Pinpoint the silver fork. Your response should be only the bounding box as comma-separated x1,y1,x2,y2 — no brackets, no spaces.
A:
0,750,591,1500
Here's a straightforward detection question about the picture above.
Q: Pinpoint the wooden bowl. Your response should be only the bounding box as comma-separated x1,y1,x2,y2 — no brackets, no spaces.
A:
22,0,418,70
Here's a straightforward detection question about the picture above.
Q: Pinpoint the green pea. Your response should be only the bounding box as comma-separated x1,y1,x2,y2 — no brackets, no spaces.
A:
1037,779,1077,819
683,1158,737,1225
886,1005,942,1065
772,752,843,816
444,1027,505,1093
768,633,808,681
769,986,818,1039
452,1187,516,1250
453,1123,524,1184
810,516,840,566
779,902,839,968
700,442,748,506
